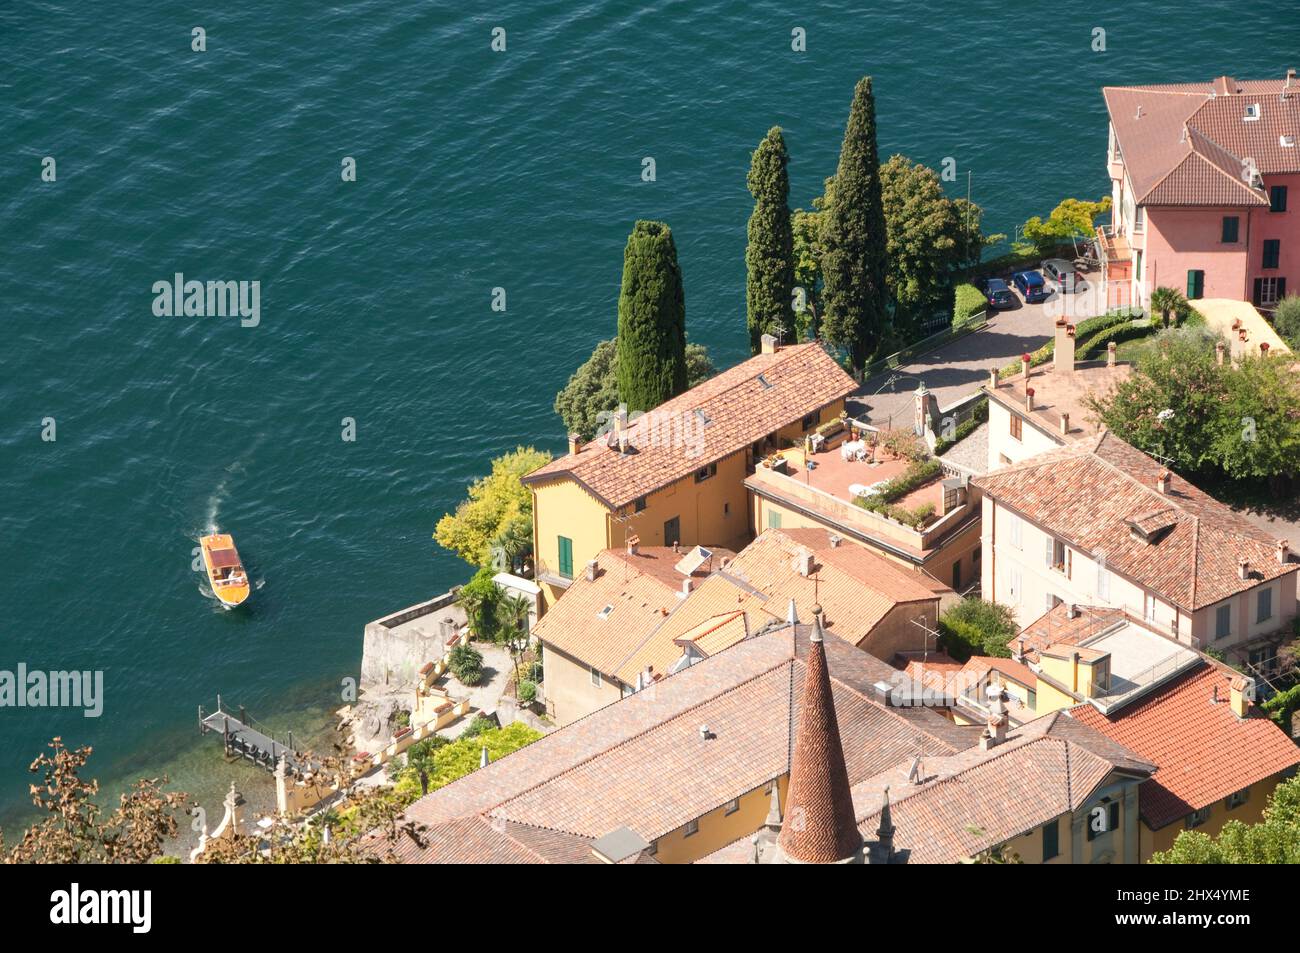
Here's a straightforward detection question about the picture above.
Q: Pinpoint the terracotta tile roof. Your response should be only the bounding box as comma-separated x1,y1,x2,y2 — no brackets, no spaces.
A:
1013,603,1126,662
1103,76,1300,208
972,432,1298,610
522,343,857,508
777,618,864,863
847,711,1153,863
392,624,979,862
964,656,1038,691
987,361,1130,444
1067,664,1300,830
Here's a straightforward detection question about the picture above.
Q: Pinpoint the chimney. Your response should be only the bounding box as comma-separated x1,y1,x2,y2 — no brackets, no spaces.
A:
585,558,599,582
1229,676,1254,718
1238,558,1250,581
567,432,583,455
1214,75,1235,96
626,534,640,556
988,368,999,389
1107,341,1117,367
1067,603,1080,619
1060,412,1070,436
979,691,1009,750
1025,387,1035,412
1053,318,1076,374
828,533,842,548
1012,637,1026,663
1278,540,1290,564
1021,352,1031,380
672,540,680,554
1157,470,1170,494
1215,340,1226,365
795,549,814,577
679,577,693,598
614,406,629,453
760,333,778,355
1285,68,1297,96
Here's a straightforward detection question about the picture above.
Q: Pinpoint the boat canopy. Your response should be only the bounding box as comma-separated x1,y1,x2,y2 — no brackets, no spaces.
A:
208,547,242,569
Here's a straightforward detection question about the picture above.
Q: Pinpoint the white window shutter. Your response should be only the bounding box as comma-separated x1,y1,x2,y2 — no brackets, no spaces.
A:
1045,536,1054,568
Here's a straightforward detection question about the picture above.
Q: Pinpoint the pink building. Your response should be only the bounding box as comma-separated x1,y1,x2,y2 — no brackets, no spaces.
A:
1098,72,1300,311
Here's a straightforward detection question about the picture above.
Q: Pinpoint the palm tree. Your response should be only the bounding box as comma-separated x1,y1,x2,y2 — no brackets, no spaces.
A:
1149,286,1188,328
496,593,533,692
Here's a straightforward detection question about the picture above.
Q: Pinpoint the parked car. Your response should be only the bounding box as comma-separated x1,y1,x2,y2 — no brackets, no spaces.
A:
984,277,1015,310
1011,269,1050,303
1042,258,1083,294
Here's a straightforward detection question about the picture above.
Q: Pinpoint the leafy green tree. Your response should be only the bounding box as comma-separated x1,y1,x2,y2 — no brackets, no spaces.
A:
821,77,889,376
938,598,1018,661
746,127,796,351
434,447,551,568
391,723,542,803
456,567,500,640
616,220,687,411
1208,353,1300,483
879,155,961,336
554,339,714,441
1148,286,1190,328
1087,327,1227,474
496,592,532,687
1151,773,1300,863
1016,197,1111,255
1273,294,1300,348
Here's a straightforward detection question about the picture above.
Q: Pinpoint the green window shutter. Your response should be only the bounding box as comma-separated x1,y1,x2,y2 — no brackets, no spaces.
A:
1042,819,1059,860
557,536,573,578
1221,216,1239,243
1186,270,1204,299
767,509,782,530
1263,240,1281,269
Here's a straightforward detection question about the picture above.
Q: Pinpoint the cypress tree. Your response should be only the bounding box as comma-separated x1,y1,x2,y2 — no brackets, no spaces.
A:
616,220,687,412
821,76,889,376
745,126,796,352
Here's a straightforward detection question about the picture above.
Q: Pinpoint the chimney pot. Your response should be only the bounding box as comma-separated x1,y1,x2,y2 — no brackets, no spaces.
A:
1157,470,1170,494
988,368,999,389
1107,341,1117,367
1238,558,1250,581
1261,342,1271,354
567,432,583,455
1021,353,1032,379
828,534,842,548
1060,412,1070,436
1278,540,1290,564
586,558,599,582
1025,387,1035,412
760,333,778,355
626,534,640,556
1215,341,1226,366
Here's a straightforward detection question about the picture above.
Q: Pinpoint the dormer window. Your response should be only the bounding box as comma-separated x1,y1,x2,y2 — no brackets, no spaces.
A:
1282,135,1297,148
1244,102,1261,121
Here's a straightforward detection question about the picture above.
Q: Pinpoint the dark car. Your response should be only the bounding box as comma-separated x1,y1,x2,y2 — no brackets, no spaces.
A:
1011,269,1050,303
984,277,1015,310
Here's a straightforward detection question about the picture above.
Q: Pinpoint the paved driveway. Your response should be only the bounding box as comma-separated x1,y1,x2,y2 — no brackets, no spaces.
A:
851,290,1104,428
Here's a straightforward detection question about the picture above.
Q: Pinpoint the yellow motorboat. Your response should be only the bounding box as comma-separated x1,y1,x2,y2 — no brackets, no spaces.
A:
201,533,250,608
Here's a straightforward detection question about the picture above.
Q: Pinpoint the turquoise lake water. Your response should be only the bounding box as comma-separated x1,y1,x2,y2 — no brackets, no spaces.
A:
1,1,1294,823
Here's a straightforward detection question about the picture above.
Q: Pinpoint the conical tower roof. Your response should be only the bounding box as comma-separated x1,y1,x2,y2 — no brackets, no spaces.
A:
777,611,864,863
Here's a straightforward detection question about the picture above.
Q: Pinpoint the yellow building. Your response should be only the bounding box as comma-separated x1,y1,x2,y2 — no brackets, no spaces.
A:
1003,602,1300,861
522,337,857,610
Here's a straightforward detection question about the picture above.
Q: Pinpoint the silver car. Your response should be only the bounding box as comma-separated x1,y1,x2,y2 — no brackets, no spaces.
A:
1041,258,1083,294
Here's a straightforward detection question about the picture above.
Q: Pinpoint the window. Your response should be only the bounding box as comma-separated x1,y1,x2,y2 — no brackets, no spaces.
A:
634,496,647,513
1087,799,1121,840
557,536,573,578
1254,276,1286,306
952,561,962,590
1186,269,1205,299
723,501,730,516
693,462,717,483
590,666,602,688
1096,563,1111,601
1144,593,1158,623
1226,788,1250,810
663,516,680,547
1221,216,1240,243
1008,513,1022,549
1185,806,1211,829
724,798,740,816
1257,587,1273,623
801,412,818,431
1007,568,1022,604
1009,415,1022,441
1135,249,1144,283
1047,537,1071,576
1134,205,1145,233
1270,185,1289,212
767,510,782,530
684,818,699,837
972,546,981,565
1215,604,1231,640
1042,818,1060,860
1263,239,1281,269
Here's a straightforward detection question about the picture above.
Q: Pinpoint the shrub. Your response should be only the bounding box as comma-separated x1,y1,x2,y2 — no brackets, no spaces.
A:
461,714,497,740
517,680,538,704
938,598,1018,661
1274,294,1300,349
934,398,989,455
953,283,986,327
391,723,543,805
449,643,485,686
880,429,929,462
854,459,942,512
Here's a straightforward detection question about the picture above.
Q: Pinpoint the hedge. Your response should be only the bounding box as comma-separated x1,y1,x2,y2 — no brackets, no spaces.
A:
934,397,990,456
996,307,1146,379
953,283,986,327
1262,683,1300,733
1077,319,1155,360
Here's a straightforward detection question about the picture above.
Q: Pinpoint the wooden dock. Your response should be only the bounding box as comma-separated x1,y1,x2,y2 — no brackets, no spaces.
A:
199,695,316,774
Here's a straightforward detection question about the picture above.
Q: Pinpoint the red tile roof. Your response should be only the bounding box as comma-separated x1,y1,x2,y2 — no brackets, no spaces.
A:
522,343,856,508
1068,665,1300,830
973,432,1298,610
1103,76,1300,208
777,618,864,863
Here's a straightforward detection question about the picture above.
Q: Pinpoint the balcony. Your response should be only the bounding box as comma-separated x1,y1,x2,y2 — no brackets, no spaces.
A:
1095,225,1132,265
